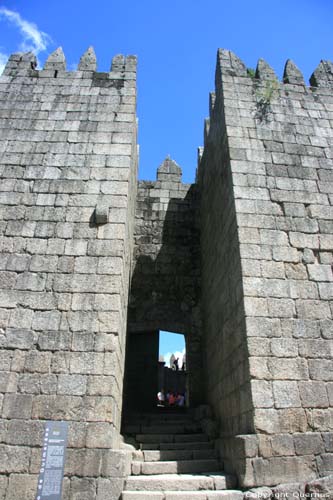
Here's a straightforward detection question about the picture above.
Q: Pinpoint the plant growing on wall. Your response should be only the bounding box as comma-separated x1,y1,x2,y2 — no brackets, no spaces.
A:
254,79,279,122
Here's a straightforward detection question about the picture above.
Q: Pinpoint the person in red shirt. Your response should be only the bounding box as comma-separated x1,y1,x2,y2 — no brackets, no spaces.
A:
168,392,176,406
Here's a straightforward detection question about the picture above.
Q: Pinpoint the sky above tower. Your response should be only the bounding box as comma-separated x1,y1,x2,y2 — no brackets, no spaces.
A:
0,0,332,183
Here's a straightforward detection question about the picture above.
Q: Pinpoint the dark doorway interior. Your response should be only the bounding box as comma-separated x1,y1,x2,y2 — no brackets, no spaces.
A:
123,330,159,411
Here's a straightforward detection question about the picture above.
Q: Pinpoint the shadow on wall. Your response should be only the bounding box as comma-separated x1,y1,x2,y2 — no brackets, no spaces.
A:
126,178,204,407
129,187,200,332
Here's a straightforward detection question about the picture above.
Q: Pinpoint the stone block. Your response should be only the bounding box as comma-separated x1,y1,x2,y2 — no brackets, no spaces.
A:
268,358,308,380
97,478,125,500
246,317,281,337
86,422,115,448
316,455,333,477
0,476,8,500
2,394,33,419
254,409,280,434
270,338,298,357
87,376,116,396
308,264,333,282
5,328,36,349
5,420,44,446
8,308,34,329
0,372,17,393
251,380,273,408
322,433,333,452
5,474,37,500
69,352,105,375
319,282,333,300
68,477,97,500
267,298,295,318
232,435,259,459
0,444,31,472
251,456,316,486
271,434,295,457
299,381,329,407
273,381,301,408
294,432,324,455
298,339,332,359
306,475,333,496
244,297,268,317
57,374,87,396
244,487,271,499
24,351,51,373
32,310,61,330
278,408,308,434
37,330,71,350
321,319,333,339
309,359,333,381
272,482,305,500
285,263,307,280
296,299,331,320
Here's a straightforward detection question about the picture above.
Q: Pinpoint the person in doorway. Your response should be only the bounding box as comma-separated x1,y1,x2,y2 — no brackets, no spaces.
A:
168,392,176,406
157,389,165,406
177,393,185,406
166,390,172,406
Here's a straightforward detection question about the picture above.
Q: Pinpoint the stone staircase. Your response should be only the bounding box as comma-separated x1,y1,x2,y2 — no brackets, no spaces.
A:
121,409,240,499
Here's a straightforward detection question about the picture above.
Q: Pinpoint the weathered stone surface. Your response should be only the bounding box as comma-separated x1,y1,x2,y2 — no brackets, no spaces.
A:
272,482,305,500
305,474,333,495
1,46,333,494
283,60,305,85
78,46,97,71
244,487,272,499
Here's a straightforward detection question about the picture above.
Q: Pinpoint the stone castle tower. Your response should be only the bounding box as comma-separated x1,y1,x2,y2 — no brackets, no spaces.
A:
0,46,332,498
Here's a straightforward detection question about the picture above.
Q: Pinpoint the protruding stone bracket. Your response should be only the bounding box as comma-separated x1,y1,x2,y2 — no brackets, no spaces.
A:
310,60,333,88
283,59,305,85
44,47,66,72
78,46,97,71
95,204,109,225
255,58,278,81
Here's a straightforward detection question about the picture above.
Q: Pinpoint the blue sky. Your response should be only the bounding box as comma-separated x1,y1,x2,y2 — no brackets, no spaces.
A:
0,0,332,184
159,331,185,368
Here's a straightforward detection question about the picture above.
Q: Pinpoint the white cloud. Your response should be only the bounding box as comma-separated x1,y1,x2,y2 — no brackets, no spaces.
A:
0,7,51,74
0,7,51,54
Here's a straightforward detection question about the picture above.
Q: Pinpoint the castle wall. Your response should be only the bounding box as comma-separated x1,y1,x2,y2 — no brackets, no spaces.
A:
0,45,332,495
198,50,333,487
0,49,137,499
128,158,203,406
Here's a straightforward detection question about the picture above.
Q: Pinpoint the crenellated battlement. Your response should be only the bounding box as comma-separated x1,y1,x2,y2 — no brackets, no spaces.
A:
1,46,137,81
215,48,333,88
199,48,333,166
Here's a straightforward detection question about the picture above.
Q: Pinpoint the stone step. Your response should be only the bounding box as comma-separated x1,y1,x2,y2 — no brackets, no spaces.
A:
140,449,218,461
122,491,244,500
141,441,214,450
124,423,201,434
132,459,221,475
137,433,209,444
125,412,192,422
124,473,237,491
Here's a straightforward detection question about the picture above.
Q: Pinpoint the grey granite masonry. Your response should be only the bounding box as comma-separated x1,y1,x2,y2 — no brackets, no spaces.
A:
0,46,332,497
